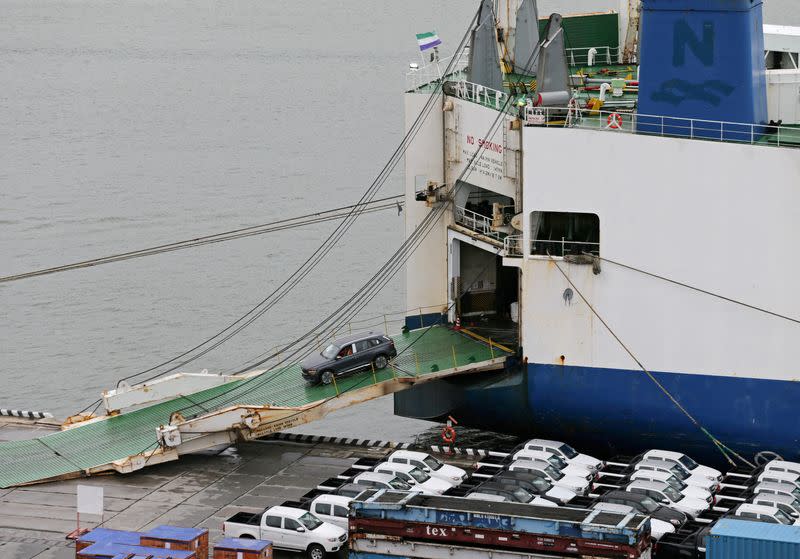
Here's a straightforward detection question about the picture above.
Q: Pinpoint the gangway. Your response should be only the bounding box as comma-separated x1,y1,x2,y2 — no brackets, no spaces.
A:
0,326,510,488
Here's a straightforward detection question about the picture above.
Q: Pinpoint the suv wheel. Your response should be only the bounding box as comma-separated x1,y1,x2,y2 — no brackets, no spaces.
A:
321,370,334,385
307,543,325,559
374,354,388,369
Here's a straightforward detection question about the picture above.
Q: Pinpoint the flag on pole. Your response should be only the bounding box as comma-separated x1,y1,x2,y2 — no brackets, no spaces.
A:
416,32,442,51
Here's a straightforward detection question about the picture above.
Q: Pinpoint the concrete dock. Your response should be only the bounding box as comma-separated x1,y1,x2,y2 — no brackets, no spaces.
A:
0,416,474,559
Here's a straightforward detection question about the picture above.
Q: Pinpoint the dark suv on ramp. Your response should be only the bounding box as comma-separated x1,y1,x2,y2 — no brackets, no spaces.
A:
300,332,397,385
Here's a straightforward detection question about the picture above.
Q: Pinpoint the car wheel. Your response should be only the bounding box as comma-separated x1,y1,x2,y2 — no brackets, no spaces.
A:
321,370,334,385
307,543,325,559
374,354,388,369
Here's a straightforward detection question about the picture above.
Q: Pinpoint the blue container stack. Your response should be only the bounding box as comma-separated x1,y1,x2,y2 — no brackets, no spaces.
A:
707,518,800,559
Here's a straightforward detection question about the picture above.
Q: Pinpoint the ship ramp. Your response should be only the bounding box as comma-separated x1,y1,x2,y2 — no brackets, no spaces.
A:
0,326,510,488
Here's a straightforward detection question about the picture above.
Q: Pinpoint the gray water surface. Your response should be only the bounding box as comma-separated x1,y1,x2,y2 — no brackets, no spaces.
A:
2,1,796,427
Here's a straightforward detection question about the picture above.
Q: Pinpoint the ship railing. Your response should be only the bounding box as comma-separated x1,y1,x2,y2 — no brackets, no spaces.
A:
444,80,510,111
406,48,470,91
504,235,600,258
454,205,503,241
566,45,622,66
524,106,800,149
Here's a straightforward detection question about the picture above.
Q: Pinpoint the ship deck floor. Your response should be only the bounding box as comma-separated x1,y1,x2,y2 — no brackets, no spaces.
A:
0,326,509,489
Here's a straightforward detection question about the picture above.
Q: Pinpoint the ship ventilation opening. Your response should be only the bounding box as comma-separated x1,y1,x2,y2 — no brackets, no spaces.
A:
530,211,600,257
451,239,520,351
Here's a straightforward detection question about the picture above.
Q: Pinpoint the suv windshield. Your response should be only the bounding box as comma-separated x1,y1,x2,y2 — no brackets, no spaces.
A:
663,486,683,502
670,466,689,480
299,513,323,530
321,344,339,359
545,465,564,480
530,477,552,491
637,496,661,513
409,468,430,483
389,477,411,490
423,456,443,471
559,444,579,459
667,476,687,491
547,455,568,469
678,455,699,470
774,509,793,525
512,487,534,502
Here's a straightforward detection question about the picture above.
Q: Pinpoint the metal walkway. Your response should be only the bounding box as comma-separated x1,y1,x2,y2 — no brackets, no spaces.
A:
0,327,510,488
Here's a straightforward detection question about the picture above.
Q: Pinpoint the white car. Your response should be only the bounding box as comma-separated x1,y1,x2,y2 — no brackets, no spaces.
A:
309,494,352,530
508,459,592,495
757,470,800,489
750,492,800,518
374,462,452,494
629,469,713,503
592,502,675,540
522,439,604,472
512,449,595,478
352,471,428,493
626,480,710,518
492,471,577,504
224,505,346,559
753,481,800,501
387,450,467,485
732,503,800,526
641,450,722,483
763,459,800,478
633,459,719,493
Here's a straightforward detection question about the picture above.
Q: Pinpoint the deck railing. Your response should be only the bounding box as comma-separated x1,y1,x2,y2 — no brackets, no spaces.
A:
454,205,504,241
504,235,600,258
406,48,470,91
523,106,800,149
566,45,621,66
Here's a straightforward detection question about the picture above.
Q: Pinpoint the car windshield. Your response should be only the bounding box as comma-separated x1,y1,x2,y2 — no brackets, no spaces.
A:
545,465,563,480
299,513,323,530
639,496,661,513
321,344,339,359
389,477,412,490
409,468,430,483
530,477,552,491
678,455,699,470
667,476,687,491
663,486,683,502
512,487,534,501
559,444,579,459
670,466,689,480
547,455,568,469
774,509,793,525
423,456,443,471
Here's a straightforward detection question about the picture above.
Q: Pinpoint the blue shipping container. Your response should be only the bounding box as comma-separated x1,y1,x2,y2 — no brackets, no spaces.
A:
144,525,207,542
707,518,800,559
215,537,272,552
79,541,197,559
77,528,142,547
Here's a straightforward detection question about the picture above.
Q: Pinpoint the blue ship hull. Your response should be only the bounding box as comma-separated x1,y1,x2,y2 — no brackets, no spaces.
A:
395,362,800,467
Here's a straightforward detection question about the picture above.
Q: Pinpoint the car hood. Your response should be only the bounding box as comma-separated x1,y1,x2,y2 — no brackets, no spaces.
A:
686,474,717,491
421,477,453,494
650,519,676,540
563,464,593,479
652,507,687,525
694,465,722,481
300,353,329,370
675,496,707,512
531,496,558,507
683,485,712,502
545,486,576,503
437,464,467,482
314,522,346,540
556,475,589,491
573,453,603,471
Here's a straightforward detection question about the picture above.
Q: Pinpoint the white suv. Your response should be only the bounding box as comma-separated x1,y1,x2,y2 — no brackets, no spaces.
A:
522,439,604,472
352,471,423,493
374,462,451,494
512,449,595,478
625,480,710,518
641,450,722,483
732,503,800,525
508,459,592,495
629,469,713,503
633,459,719,493
757,470,800,489
259,506,346,559
387,450,467,485
592,502,675,540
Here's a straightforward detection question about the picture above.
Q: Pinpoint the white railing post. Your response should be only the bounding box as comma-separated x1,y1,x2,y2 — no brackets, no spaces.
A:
690,119,694,139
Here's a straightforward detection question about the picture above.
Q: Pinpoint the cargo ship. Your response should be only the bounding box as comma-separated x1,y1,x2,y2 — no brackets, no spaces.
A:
396,0,800,467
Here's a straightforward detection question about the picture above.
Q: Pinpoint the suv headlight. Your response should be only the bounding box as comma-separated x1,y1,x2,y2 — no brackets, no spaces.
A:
328,537,339,542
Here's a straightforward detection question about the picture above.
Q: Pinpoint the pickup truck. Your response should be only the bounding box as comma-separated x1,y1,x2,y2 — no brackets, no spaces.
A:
223,505,346,559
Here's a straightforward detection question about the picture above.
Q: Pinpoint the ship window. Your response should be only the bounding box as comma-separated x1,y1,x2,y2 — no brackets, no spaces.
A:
530,212,600,257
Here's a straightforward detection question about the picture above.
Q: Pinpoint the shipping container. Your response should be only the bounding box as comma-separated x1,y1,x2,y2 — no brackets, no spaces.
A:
141,525,210,559
213,537,273,559
76,528,143,553
350,490,652,559
77,541,197,559
707,518,800,559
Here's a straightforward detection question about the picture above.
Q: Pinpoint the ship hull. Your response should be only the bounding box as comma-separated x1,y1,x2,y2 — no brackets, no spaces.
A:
395,362,800,467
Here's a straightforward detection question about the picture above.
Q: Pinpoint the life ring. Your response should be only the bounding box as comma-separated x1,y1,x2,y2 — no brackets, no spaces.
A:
607,112,623,130
441,425,456,444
